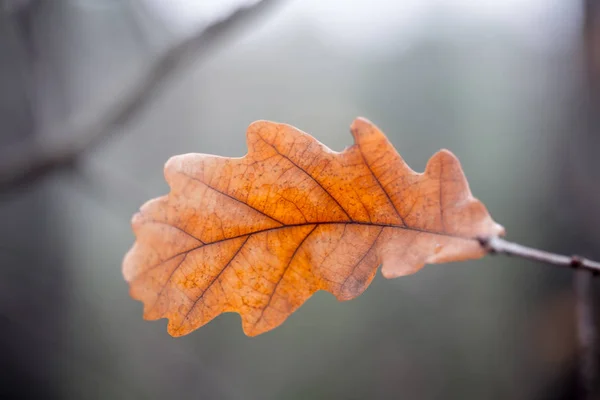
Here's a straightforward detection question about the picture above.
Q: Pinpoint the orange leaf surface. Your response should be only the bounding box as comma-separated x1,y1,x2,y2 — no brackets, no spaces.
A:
122,118,505,337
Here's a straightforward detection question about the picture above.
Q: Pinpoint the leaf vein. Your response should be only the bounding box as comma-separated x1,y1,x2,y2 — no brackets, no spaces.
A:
178,235,251,330
182,172,285,225
255,132,353,221
255,224,318,325
357,145,406,226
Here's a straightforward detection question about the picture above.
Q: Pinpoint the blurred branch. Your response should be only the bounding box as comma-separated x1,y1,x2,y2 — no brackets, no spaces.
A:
0,0,281,193
575,271,598,399
577,1,600,398
479,236,600,274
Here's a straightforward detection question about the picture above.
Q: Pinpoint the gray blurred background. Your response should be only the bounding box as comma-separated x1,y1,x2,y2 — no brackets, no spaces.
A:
1,0,599,399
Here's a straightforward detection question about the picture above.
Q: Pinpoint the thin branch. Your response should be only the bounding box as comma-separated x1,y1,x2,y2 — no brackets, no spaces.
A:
478,236,600,274
0,0,282,193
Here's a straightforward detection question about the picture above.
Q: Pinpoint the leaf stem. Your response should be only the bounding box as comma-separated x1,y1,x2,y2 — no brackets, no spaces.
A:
478,236,600,274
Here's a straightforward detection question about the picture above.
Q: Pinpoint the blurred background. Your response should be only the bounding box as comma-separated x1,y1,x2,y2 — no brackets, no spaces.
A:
1,0,599,399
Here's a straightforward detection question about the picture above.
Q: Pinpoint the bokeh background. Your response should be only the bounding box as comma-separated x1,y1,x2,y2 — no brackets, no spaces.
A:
1,0,600,399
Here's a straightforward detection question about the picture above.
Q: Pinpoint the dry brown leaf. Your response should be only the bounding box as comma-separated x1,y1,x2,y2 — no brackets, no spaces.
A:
122,118,504,336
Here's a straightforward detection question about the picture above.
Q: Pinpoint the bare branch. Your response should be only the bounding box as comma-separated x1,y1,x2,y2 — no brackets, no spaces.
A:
479,236,600,274
0,0,282,193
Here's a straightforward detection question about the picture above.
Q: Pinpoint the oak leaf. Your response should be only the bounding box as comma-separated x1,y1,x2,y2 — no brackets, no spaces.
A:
122,118,504,336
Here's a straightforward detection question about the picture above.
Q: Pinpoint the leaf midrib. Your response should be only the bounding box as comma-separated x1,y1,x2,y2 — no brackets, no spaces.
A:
204,220,474,245
135,219,476,282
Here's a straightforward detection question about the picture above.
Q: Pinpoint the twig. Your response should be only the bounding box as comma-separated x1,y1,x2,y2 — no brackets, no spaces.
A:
478,236,600,274
0,0,282,193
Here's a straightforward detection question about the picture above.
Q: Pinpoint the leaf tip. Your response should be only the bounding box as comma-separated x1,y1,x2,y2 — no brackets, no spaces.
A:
351,116,374,127
350,117,376,141
425,148,457,168
242,328,261,338
166,324,185,338
163,154,185,182
246,119,276,139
